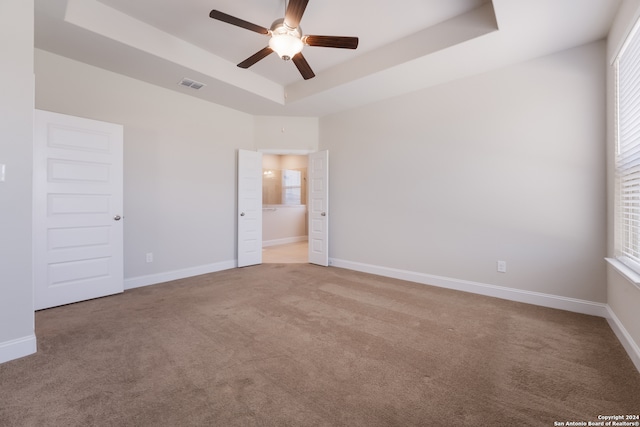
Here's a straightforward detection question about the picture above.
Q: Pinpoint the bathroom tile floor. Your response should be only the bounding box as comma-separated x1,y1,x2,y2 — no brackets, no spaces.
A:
262,241,308,264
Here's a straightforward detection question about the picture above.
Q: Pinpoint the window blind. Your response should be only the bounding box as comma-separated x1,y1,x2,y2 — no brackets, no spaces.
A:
616,18,640,272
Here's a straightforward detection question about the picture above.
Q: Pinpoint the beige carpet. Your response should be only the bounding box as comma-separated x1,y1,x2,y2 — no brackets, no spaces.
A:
1,264,638,426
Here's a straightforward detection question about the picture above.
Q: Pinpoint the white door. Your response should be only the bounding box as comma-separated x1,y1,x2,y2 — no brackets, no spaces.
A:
237,149,263,267
33,110,124,310
308,150,329,266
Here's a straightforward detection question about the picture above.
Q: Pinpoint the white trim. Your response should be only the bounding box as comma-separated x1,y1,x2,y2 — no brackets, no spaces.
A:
124,260,236,290
606,257,640,290
610,10,640,65
258,149,314,155
329,258,608,317
263,236,308,247
606,305,640,373
0,334,37,365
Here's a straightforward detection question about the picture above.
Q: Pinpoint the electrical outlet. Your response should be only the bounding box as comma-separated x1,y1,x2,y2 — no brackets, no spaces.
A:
146,252,153,263
497,260,507,273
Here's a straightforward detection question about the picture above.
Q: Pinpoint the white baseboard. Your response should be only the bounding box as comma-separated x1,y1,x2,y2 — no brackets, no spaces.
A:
263,236,308,248
329,258,609,317
124,260,236,290
0,334,37,365
605,306,640,373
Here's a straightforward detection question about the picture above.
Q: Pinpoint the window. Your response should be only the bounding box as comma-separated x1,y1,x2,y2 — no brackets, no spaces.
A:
615,17,640,274
282,169,302,205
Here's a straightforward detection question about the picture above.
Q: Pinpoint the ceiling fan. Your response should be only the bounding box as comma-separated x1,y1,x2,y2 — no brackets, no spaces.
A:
209,0,359,80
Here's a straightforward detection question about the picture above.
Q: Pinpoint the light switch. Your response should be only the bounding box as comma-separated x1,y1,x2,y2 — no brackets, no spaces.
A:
497,260,507,273
0,164,5,182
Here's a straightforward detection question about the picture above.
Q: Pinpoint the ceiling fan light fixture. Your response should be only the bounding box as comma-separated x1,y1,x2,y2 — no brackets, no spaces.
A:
269,33,304,60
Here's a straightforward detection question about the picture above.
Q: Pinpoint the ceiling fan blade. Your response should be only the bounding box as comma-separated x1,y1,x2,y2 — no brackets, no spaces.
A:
209,10,269,35
284,0,309,29
292,53,315,80
304,35,359,49
237,47,274,69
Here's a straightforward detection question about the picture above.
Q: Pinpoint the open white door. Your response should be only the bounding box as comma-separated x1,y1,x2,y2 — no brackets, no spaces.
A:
33,110,124,310
237,149,263,267
308,150,329,266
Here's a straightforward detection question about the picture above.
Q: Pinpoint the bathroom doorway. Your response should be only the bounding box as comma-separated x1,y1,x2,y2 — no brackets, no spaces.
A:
261,153,309,263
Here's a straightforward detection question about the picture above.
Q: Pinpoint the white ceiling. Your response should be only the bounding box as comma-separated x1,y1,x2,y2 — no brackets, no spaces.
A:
34,0,621,117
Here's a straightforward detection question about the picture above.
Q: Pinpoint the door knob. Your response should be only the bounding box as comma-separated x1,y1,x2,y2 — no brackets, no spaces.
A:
114,215,121,221
240,212,245,217
321,212,326,216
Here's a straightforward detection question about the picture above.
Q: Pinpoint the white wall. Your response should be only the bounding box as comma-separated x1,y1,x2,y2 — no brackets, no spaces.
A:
0,0,36,363
263,206,307,246
606,0,640,367
321,41,607,304
35,49,254,286
254,115,318,151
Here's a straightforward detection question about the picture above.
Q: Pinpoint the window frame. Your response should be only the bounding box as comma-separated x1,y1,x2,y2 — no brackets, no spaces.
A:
612,15,640,287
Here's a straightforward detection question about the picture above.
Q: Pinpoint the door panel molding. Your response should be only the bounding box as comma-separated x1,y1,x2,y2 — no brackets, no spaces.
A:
308,150,329,266
237,149,263,267
33,110,124,310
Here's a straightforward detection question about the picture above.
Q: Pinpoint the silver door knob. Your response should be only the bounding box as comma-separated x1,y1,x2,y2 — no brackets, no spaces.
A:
114,215,121,221
240,212,245,216
321,212,326,216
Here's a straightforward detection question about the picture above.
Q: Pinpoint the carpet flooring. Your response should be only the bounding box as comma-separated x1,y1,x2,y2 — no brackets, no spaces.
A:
1,264,639,426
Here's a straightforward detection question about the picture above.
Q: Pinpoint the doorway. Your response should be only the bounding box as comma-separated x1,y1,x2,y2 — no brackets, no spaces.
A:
261,153,309,263
238,149,328,267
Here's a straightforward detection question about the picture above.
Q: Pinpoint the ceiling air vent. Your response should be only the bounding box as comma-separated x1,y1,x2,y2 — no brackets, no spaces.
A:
178,78,206,90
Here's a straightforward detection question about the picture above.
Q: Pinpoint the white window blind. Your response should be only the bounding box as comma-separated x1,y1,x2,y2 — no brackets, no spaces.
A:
282,169,302,205
616,17,640,273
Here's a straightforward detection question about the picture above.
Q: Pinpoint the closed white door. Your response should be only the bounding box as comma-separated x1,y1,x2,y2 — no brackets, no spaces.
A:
237,149,263,267
308,150,329,266
33,110,124,310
